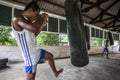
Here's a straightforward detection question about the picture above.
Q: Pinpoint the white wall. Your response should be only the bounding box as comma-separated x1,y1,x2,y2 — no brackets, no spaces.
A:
0,46,120,61
0,45,116,61
0,46,70,61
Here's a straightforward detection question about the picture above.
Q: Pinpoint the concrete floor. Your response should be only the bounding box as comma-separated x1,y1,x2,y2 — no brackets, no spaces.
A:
0,53,120,80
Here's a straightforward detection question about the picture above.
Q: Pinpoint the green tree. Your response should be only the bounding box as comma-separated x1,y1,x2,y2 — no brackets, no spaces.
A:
0,26,17,45
37,32,60,46
0,27,11,45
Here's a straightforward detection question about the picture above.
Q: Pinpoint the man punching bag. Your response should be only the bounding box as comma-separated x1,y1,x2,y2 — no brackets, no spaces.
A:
65,0,89,67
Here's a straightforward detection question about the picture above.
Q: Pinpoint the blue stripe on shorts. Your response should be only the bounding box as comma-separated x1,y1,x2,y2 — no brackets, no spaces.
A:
25,66,33,74
25,65,37,74
38,49,46,63
25,49,46,74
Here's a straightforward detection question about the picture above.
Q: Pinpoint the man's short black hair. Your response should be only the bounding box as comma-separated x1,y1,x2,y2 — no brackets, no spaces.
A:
24,1,40,12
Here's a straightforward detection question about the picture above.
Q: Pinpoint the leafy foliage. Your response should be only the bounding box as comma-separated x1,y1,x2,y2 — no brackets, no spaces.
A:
37,32,60,46
0,26,17,45
0,26,67,46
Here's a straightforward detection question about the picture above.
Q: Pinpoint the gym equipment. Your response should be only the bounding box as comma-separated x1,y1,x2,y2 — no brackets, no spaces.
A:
108,32,114,45
85,26,90,50
0,58,8,70
119,46,120,51
106,39,109,45
65,0,89,67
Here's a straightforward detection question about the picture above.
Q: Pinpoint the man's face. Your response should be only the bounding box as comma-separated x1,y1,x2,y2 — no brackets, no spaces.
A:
29,9,40,21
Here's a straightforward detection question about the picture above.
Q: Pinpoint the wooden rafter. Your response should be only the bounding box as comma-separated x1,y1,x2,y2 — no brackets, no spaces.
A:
93,16,114,24
43,0,64,9
112,8,120,27
4,0,120,32
90,0,119,24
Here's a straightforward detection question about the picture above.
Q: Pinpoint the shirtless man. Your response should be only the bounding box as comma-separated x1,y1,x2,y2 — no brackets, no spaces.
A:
102,39,109,58
12,1,63,80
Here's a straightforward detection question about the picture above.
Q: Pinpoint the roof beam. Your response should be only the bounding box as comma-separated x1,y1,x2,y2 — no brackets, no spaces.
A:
82,1,100,12
82,14,106,26
90,0,119,24
112,8,120,27
111,28,119,31
99,0,118,16
102,20,114,28
83,1,94,5
109,25,120,28
82,0,109,12
10,0,27,5
81,0,94,8
43,0,64,9
93,16,114,23
82,13,94,20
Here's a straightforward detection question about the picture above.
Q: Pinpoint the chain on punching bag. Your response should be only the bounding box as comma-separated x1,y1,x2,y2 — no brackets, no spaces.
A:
65,0,89,67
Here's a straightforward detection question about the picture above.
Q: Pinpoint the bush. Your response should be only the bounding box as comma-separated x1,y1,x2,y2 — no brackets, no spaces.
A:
0,26,64,46
0,26,17,45
37,32,60,46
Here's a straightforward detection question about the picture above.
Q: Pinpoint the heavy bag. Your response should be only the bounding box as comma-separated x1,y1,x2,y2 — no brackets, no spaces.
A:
65,0,89,67
118,41,120,51
119,46,120,51
85,26,90,50
106,39,109,45
108,32,114,45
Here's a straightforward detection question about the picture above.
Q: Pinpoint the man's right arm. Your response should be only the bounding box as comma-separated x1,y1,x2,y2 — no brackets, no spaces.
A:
13,14,48,34
13,17,40,33
13,17,37,33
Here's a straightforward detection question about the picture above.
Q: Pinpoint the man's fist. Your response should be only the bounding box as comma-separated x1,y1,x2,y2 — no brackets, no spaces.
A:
41,13,49,22
40,13,49,28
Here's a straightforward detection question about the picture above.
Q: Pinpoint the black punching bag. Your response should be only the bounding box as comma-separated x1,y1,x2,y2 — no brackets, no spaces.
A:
65,0,89,67
85,26,90,50
119,46,120,51
119,41,120,51
108,32,114,45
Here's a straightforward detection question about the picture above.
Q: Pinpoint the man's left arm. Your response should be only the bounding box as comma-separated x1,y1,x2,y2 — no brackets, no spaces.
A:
34,13,48,36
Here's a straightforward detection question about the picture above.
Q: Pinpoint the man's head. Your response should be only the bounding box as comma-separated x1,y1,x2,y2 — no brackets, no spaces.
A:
24,1,40,11
24,1,40,21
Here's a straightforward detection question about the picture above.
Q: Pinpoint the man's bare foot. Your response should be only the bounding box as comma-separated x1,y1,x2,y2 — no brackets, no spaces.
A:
54,68,63,77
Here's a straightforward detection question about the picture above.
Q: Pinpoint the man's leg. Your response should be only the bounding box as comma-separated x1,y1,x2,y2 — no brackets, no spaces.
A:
106,53,109,58
26,73,36,80
43,51,63,77
106,48,109,58
102,48,105,57
102,52,104,57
